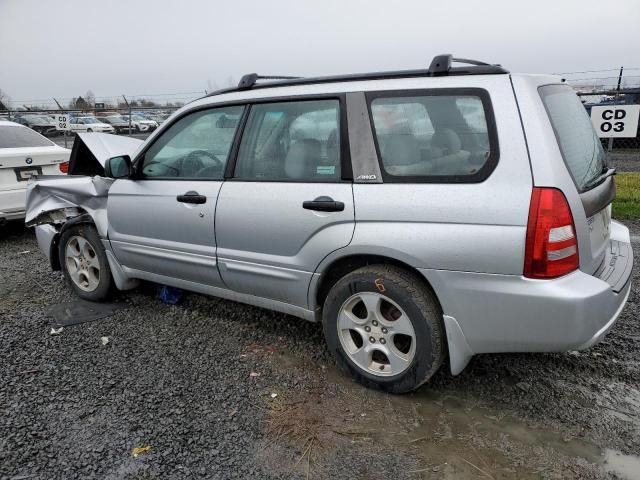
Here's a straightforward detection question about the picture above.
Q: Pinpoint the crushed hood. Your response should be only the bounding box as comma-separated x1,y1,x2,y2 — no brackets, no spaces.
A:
68,132,143,176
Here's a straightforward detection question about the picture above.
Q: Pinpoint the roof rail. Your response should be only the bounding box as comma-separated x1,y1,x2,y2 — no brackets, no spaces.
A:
237,73,301,90
204,54,507,98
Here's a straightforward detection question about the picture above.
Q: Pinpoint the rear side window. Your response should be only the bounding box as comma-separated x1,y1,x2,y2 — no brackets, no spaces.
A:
539,84,606,192
0,125,54,148
367,89,498,182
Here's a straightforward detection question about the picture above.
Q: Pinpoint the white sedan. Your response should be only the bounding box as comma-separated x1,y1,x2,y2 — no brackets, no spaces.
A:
69,117,115,134
0,121,70,223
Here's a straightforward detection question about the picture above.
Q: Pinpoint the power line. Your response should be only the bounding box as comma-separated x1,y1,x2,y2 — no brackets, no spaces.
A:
554,67,640,75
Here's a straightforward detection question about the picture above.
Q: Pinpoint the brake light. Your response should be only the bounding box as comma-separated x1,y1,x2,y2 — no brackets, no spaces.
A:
524,187,579,279
59,161,69,174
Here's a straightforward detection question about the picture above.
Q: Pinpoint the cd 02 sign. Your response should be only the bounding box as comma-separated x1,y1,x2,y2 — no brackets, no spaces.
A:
55,114,70,131
591,105,640,138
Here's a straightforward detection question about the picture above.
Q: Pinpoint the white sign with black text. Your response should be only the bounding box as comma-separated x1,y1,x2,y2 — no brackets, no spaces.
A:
55,114,70,131
590,105,640,138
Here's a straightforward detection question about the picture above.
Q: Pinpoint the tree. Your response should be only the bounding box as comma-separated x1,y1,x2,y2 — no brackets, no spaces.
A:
75,96,88,109
85,90,95,107
0,88,10,110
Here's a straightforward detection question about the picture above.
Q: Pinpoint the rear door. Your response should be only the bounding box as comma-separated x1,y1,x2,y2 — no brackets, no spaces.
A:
107,105,244,287
538,84,613,274
215,97,354,308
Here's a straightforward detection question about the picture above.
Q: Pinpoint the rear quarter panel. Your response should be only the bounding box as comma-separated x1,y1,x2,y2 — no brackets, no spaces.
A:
350,75,532,275
510,75,601,274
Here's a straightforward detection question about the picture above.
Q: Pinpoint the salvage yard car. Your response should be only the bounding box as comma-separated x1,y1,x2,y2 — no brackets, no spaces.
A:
69,116,115,134
26,55,633,393
0,121,70,224
99,116,135,134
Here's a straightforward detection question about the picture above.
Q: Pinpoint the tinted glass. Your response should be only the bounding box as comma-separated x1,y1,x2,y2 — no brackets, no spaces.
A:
370,94,492,178
142,106,243,179
539,84,606,192
0,125,54,148
235,100,340,181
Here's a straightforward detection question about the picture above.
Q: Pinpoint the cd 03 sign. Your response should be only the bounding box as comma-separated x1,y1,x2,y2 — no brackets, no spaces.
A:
590,105,640,138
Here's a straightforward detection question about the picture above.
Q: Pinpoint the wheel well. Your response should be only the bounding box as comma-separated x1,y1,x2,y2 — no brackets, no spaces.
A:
51,213,97,270
315,254,440,312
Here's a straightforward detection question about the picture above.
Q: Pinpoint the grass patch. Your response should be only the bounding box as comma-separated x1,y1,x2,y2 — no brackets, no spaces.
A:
613,172,640,219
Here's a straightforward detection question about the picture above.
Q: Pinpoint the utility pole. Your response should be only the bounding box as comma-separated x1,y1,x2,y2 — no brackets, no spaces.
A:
616,66,624,92
122,95,132,136
53,98,64,110
608,66,624,152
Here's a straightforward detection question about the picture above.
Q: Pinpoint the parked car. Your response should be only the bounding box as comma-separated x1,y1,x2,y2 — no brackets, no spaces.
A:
121,114,158,133
25,55,632,393
100,116,136,134
0,121,70,224
13,114,58,136
69,116,115,134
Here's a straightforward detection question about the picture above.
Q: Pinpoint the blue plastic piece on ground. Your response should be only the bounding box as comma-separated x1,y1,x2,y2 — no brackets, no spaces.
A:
159,285,183,305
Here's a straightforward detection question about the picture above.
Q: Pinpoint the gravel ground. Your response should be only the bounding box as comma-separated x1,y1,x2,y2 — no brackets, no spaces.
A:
1,221,639,480
607,151,640,172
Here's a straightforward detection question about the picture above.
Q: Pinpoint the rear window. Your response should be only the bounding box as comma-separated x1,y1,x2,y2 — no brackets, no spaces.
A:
0,125,54,148
539,84,606,192
367,89,498,182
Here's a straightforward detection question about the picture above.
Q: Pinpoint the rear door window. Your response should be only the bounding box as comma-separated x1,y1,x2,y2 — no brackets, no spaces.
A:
234,99,341,181
0,125,54,148
539,84,606,192
367,89,498,182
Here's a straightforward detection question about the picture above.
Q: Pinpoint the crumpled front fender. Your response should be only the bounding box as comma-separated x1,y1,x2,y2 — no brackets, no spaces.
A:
25,176,114,238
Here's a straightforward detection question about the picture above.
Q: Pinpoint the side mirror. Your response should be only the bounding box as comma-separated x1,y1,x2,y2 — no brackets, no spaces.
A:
104,155,132,179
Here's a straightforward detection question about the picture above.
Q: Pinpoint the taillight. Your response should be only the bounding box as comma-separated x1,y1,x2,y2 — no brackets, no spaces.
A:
59,161,69,174
524,187,579,279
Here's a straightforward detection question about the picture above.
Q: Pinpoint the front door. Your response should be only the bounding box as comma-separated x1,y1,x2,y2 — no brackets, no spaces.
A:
215,98,354,308
107,105,245,288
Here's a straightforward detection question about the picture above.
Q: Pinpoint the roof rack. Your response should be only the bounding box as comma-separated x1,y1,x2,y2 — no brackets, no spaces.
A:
237,74,302,90
204,54,507,98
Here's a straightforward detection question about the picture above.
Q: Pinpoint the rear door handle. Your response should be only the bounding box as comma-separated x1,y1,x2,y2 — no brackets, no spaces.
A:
177,191,207,204
302,196,345,212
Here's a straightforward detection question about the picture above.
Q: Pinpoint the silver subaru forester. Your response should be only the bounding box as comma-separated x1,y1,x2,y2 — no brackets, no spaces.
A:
26,55,633,393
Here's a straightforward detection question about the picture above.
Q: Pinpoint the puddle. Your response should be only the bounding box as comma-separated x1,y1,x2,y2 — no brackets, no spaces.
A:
603,449,640,480
265,349,637,478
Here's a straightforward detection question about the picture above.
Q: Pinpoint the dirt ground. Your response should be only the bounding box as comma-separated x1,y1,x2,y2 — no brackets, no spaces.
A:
1,221,639,479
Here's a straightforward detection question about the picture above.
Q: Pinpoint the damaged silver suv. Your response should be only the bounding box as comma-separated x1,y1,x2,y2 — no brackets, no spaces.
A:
27,55,633,393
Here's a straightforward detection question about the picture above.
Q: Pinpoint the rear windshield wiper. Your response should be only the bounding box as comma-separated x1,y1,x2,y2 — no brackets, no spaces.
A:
583,167,616,191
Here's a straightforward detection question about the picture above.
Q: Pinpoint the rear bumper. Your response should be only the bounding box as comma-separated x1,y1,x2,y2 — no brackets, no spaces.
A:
420,220,633,372
0,188,26,221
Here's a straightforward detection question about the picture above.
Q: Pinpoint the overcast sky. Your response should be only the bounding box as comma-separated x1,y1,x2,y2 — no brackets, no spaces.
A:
0,0,639,107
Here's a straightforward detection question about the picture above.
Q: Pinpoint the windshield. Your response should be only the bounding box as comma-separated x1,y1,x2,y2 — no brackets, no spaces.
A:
539,84,606,192
0,125,54,148
81,117,100,124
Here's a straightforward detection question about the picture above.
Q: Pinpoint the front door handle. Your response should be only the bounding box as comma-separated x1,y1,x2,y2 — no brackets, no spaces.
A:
302,196,345,212
177,191,207,204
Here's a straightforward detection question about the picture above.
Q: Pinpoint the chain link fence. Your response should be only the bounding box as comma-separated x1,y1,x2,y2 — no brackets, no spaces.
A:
2,86,639,169
0,106,181,138
573,86,640,171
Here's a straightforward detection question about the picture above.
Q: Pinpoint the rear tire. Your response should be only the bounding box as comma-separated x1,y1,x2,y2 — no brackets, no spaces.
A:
322,265,445,393
59,224,113,301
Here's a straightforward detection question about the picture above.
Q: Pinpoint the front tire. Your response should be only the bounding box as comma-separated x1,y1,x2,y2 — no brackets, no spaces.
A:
322,265,445,393
59,224,113,301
